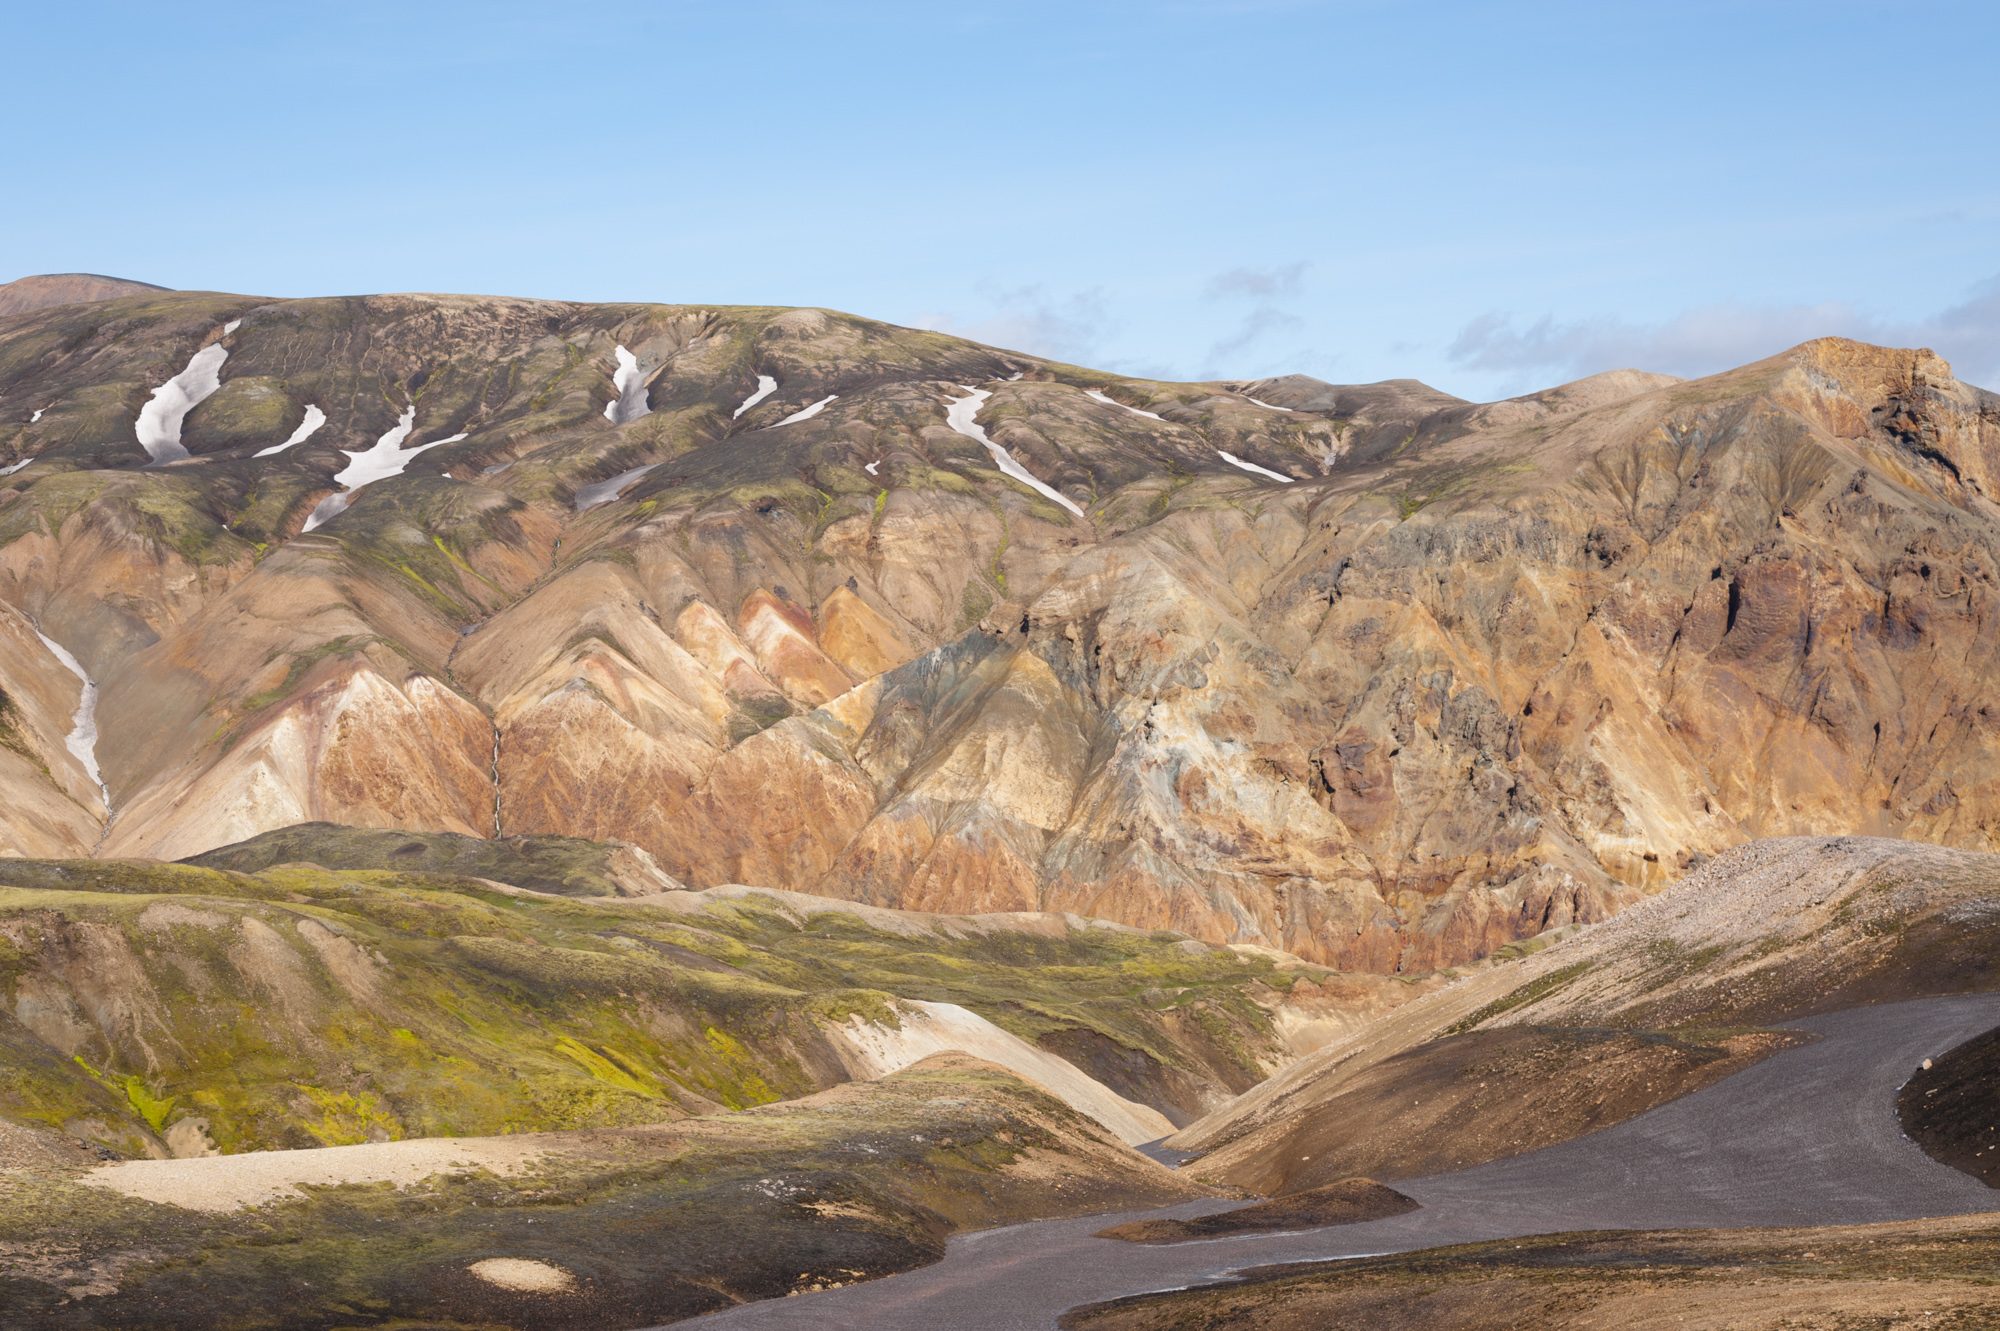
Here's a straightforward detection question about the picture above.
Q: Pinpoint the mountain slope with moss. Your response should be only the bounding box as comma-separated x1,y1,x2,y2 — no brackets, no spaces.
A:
0,843,1320,1158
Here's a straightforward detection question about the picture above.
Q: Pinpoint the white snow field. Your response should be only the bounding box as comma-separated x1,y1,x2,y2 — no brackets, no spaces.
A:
830,1000,1173,1145
732,374,778,418
302,407,464,532
135,341,230,464
768,393,836,428
1217,450,1293,482
1085,388,1165,421
253,405,328,457
944,386,1084,517
574,463,661,511
33,628,108,811
1243,394,1294,412
603,345,651,425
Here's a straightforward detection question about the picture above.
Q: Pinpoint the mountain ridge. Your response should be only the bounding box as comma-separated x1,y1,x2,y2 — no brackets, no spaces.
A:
1,286,1995,971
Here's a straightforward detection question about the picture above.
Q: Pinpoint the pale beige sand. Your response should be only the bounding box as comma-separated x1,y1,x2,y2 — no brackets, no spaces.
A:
82,1134,548,1212
468,1257,576,1292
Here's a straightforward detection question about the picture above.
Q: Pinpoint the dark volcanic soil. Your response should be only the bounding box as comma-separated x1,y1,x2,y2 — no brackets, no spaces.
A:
1901,1025,2000,1189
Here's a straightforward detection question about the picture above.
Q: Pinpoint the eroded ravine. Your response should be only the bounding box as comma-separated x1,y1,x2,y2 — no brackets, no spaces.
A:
32,626,108,815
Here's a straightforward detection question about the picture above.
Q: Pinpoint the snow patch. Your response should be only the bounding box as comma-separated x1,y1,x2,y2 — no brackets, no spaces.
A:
1086,388,1165,421
33,628,108,812
223,318,242,335
29,409,43,423
0,457,31,476
1217,450,1293,483
302,406,464,532
767,393,836,428
732,374,778,419
603,345,651,425
135,341,230,465
574,463,661,511
1242,394,1293,412
864,460,879,476
830,1000,1173,1145
944,386,1084,518
253,404,327,457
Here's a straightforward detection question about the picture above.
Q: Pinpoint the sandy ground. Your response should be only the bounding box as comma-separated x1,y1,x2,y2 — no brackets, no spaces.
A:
469,1256,578,1292
81,1132,550,1212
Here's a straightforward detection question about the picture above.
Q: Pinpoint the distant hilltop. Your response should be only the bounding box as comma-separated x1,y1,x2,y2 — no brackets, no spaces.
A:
0,272,168,317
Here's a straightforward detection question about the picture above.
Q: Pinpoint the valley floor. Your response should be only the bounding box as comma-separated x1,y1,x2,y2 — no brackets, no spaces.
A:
688,993,2000,1330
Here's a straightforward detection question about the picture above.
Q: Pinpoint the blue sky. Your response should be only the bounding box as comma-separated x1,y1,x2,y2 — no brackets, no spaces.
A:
4,0,1997,399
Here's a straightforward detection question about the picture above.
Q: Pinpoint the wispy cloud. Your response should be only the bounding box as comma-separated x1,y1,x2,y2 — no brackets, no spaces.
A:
1449,275,2000,393
913,285,1113,365
1205,261,1309,301
1200,260,1319,377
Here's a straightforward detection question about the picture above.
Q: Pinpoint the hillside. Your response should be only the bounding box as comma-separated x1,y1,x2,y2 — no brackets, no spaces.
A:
1171,835,2000,1195
0,842,1322,1159
0,289,1996,974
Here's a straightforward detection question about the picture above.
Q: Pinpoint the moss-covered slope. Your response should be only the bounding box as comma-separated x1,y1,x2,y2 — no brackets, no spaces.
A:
0,854,1299,1156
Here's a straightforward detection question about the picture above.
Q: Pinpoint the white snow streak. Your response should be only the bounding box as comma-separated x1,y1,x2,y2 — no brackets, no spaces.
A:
864,460,879,476
223,318,242,335
0,457,32,476
945,386,1084,518
574,463,660,511
603,346,651,425
1243,394,1293,412
1217,450,1293,483
1085,388,1165,421
33,628,108,812
29,409,43,423
302,406,464,532
135,341,229,464
732,374,778,419
767,394,836,428
253,405,328,457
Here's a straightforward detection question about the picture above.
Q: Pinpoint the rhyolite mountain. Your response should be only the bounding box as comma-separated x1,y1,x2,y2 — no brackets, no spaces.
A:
0,273,168,319
1,277,1996,971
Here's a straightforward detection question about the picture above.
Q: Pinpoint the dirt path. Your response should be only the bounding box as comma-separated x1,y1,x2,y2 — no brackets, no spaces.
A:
684,993,2000,1330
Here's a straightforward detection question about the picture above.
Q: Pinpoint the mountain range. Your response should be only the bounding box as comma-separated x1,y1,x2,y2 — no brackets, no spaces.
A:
1,275,1996,974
